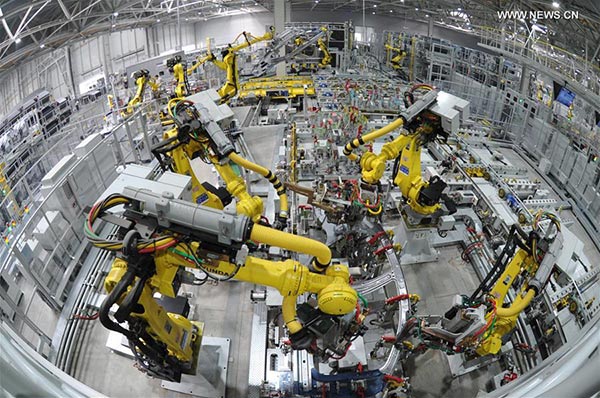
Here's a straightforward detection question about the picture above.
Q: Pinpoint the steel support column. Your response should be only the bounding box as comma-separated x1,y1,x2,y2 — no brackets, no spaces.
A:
274,0,287,77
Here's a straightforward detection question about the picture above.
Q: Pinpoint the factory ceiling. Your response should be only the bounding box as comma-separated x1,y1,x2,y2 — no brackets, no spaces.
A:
0,0,598,73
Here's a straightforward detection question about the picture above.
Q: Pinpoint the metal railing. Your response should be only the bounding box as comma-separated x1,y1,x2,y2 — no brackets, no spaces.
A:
472,25,600,97
0,101,160,354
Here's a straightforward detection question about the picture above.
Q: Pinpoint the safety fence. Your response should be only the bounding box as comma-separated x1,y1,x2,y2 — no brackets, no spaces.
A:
0,101,160,356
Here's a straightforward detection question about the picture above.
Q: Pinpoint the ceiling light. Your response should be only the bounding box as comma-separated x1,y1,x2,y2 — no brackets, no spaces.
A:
372,11,375,14
40,44,45,48
15,38,21,43
457,7,462,11
426,14,429,17
373,4,377,7
415,7,419,11
111,24,116,28
389,9,393,12
113,12,119,17
156,18,160,22
552,1,559,8
204,17,207,21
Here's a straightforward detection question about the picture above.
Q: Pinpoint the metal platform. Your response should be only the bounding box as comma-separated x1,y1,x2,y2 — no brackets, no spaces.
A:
161,336,231,398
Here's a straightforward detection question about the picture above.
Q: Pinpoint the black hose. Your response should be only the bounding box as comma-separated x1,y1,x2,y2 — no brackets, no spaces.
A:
469,225,525,301
99,268,136,337
114,275,148,323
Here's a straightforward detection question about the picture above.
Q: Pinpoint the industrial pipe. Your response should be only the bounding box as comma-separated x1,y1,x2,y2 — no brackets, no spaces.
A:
282,296,303,334
496,289,535,318
250,223,331,269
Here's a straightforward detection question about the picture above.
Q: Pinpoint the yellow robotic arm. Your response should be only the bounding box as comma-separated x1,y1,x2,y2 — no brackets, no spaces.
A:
148,77,160,96
476,216,563,355
125,69,150,114
343,88,453,216
167,55,189,97
154,241,354,334
187,38,217,76
173,63,187,98
153,97,289,226
317,37,332,68
187,53,215,76
87,188,357,381
228,152,289,225
384,43,407,70
214,28,275,103
358,127,444,216
153,124,263,221
395,217,563,359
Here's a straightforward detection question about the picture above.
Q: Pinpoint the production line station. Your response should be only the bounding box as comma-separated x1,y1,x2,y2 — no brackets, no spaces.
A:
0,1,599,398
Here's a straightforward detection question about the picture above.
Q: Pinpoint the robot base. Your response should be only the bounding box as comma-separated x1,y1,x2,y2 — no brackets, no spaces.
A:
161,336,231,398
394,216,439,265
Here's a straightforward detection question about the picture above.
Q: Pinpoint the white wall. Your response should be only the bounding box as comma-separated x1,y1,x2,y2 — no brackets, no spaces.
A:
194,12,274,47
154,23,196,54
70,37,104,85
108,29,148,72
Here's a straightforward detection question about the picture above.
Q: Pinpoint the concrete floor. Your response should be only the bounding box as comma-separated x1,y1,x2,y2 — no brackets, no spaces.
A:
73,281,255,398
401,245,500,398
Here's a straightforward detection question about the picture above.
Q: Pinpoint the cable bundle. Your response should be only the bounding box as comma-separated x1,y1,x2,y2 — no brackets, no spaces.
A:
84,194,177,253
532,210,561,232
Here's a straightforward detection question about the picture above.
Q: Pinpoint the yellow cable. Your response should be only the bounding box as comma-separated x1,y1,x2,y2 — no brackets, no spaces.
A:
367,204,383,216
167,97,184,117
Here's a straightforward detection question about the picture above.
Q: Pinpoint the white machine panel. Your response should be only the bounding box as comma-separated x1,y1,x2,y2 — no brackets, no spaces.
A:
156,172,192,202
40,154,76,188
73,133,103,158
120,164,155,179
97,173,191,204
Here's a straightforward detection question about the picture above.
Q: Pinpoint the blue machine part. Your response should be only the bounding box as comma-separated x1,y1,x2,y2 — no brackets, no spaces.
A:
196,192,209,204
556,87,575,107
298,368,385,397
318,83,329,88
506,193,519,209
